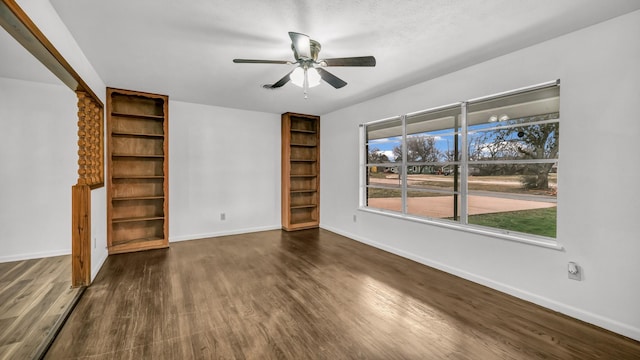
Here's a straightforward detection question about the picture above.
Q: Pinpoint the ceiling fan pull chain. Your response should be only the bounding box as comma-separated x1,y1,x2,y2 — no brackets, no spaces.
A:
303,68,309,99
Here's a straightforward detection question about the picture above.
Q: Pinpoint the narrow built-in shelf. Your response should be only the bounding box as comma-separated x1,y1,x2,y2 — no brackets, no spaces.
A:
108,88,169,255
282,113,320,231
112,216,164,224
112,131,164,138
111,112,165,120
112,196,164,201
112,153,164,158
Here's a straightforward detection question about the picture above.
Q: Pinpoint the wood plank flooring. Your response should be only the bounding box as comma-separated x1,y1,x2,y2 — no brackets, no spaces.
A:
0,255,82,360
45,229,640,359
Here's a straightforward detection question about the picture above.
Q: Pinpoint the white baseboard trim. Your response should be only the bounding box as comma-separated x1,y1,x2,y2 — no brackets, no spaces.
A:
320,224,640,342
0,249,71,263
170,225,282,243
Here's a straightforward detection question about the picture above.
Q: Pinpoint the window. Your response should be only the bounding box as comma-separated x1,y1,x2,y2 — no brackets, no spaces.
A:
361,81,560,241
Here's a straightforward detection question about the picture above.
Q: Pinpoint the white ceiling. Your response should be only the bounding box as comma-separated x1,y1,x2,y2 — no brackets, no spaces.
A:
4,1,640,115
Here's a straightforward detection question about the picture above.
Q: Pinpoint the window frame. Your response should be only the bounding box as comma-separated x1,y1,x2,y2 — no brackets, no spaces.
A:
359,80,562,250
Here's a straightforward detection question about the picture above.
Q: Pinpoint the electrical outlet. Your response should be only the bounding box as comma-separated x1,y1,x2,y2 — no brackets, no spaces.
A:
93,237,96,249
568,262,582,281
353,214,357,222
220,213,226,221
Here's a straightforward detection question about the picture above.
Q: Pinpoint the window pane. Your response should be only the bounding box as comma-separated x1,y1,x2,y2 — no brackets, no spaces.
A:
405,190,460,221
406,171,459,192
402,106,462,221
406,105,461,164
367,166,401,187
367,137,401,164
468,122,559,162
366,117,402,166
366,187,402,213
467,163,557,197
468,198,557,238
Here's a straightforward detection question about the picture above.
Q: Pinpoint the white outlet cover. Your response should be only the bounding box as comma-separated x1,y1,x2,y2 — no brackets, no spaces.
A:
568,262,581,281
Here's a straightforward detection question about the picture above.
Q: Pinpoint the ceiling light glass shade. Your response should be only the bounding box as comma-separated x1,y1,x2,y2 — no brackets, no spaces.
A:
499,114,510,122
306,68,321,87
488,115,498,122
290,67,321,88
290,67,304,87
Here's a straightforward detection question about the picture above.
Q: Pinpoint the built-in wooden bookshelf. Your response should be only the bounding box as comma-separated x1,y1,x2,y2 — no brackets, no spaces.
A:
107,88,168,254
282,112,320,231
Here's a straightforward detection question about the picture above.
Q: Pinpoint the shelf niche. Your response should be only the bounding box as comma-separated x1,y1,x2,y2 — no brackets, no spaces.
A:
282,112,320,231
107,88,169,254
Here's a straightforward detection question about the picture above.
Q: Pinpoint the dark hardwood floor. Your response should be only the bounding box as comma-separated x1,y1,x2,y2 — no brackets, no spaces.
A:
45,229,640,359
0,255,82,360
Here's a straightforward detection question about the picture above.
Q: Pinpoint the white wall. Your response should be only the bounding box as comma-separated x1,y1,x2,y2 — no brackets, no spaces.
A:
169,101,281,241
16,0,108,280
0,77,76,261
320,10,640,341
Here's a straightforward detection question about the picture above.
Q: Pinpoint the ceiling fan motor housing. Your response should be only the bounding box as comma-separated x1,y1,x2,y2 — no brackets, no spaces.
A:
292,39,321,61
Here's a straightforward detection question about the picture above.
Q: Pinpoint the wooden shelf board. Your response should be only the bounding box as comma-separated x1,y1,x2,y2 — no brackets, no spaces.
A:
112,216,164,224
111,112,165,120
112,153,164,158
112,131,164,138
282,222,319,231
290,143,317,147
290,189,317,193
112,196,164,201
112,176,164,179
290,159,316,162
290,129,316,134
109,238,167,255
111,236,164,246
290,174,317,178
290,205,317,209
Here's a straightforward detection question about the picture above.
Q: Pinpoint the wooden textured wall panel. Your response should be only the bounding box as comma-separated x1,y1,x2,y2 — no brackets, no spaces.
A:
76,91,104,188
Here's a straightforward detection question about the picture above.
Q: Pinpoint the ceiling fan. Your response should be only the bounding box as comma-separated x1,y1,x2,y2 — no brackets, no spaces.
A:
233,32,376,98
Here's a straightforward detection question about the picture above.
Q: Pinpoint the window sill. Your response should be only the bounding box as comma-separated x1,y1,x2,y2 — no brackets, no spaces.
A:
358,207,564,251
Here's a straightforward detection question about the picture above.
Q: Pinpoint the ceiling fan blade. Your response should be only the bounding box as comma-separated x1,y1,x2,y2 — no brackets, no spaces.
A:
289,32,311,59
233,59,292,64
320,56,376,67
317,68,347,89
264,69,296,89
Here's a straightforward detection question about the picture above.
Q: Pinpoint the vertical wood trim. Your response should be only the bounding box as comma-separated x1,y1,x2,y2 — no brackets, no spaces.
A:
162,94,169,243
71,184,91,287
281,114,291,228
105,89,114,251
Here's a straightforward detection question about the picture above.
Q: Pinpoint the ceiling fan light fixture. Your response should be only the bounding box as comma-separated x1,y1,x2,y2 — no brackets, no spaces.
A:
233,31,375,94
